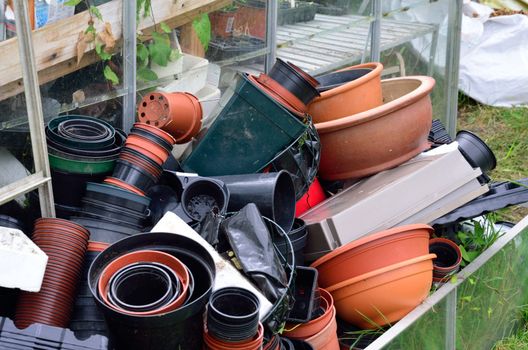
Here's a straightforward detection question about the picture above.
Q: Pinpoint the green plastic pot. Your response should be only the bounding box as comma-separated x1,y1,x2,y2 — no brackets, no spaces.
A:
49,153,116,175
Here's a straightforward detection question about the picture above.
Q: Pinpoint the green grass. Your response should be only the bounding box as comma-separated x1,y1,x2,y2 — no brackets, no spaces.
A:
457,95,528,222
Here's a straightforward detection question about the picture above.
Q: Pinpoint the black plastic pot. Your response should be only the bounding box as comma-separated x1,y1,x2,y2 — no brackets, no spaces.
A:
130,127,173,153
81,198,148,227
0,214,25,231
286,266,318,323
112,159,158,193
70,216,142,243
87,232,216,350
55,203,82,220
84,182,151,214
268,59,320,105
215,171,296,232
276,219,308,265
47,115,116,150
46,128,126,158
456,130,497,173
315,68,373,92
51,168,108,207
207,287,260,342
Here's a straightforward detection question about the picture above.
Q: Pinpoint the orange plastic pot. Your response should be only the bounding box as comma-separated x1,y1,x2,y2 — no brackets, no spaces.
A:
204,323,264,350
307,63,383,123
255,74,307,114
137,93,202,144
103,177,145,196
315,75,435,180
247,74,305,117
88,241,110,252
283,288,334,339
97,250,190,316
304,309,339,350
133,122,177,145
125,134,170,165
327,254,436,329
311,224,433,288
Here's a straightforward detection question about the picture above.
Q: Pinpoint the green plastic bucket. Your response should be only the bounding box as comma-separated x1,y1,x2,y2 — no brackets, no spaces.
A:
181,73,308,176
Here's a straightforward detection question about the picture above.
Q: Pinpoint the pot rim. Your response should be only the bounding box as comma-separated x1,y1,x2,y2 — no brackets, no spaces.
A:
326,253,436,293
429,237,462,272
311,224,433,269
312,62,382,100
315,75,435,133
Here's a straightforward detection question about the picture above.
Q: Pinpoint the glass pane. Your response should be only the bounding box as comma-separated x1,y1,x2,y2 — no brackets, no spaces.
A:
380,0,450,124
380,293,448,350
455,225,528,349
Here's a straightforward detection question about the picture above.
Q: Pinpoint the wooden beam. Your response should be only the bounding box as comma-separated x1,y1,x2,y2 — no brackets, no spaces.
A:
0,0,230,102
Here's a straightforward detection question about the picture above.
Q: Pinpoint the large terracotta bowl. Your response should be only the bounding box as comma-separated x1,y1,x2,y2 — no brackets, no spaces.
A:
308,62,383,123
316,76,435,181
327,254,436,329
311,224,433,288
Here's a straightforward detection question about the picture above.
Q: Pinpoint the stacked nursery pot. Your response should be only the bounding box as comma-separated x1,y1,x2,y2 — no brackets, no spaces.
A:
203,287,263,350
14,218,90,329
311,224,436,329
308,64,435,180
88,232,216,349
429,237,462,283
45,115,126,217
282,288,339,350
71,123,175,243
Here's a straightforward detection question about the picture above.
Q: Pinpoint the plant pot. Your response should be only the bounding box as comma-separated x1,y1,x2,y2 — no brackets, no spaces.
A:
84,182,150,214
125,135,171,166
316,68,374,92
210,10,237,38
87,232,216,350
215,171,296,232
308,62,383,123
51,168,107,207
286,266,319,322
255,74,308,114
70,216,141,244
207,287,260,342
429,237,462,282
103,177,146,196
295,178,326,217
137,92,203,144
203,323,264,350
268,59,320,106
315,75,435,180
235,1,266,39
303,308,339,350
80,198,147,227
327,254,435,329
48,152,116,175
111,159,158,193
276,219,308,266
46,127,125,158
46,115,115,150
311,224,433,288
181,73,308,176
455,130,497,173
133,123,177,145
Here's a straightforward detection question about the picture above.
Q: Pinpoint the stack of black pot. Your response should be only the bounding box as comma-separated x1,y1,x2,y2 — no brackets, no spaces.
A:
45,115,126,219
71,123,176,243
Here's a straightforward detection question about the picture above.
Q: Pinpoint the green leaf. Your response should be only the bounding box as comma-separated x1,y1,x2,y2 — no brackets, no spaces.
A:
103,65,119,85
148,32,171,67
160,22,172,34
137,67,158,82
64,0,82,6
450,275,458,284
85,23,96,35
137,43,149,66
89,6,103,21
95,42,112,60
169,49,182,62
192,14,211,51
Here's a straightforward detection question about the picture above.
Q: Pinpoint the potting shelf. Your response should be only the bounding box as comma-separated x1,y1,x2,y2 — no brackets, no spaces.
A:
275,13,438,75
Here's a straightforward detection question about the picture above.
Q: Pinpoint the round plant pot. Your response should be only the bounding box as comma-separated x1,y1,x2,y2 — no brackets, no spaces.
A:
84,182,151,214
137,92,203,144
315,75,435,180
268,58,320,105
455,130,497,173
203,322,264,350
255,74,308,114
133,122,176,145
283,288,333,339
125,134,171,165
104,177,146,196
311,224,433,288
276,219,308,266
111,159,158,193
180,178,229,222
316,68,374,92
308,62,382,123
304,308,339,350
429,237,462,282
207,287,260,342
326,254,436,329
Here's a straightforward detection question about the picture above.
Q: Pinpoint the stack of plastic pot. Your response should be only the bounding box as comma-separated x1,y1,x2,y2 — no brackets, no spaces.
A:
69,241,110,339
181,59,318,176
88,232,216,349
14,218,89,329
311,224,436,329
45,115,125,217
71,122,175,243
282,288,339,350
203,287,263,350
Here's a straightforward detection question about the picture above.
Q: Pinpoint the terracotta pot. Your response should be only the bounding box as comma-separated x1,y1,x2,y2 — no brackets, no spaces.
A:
235,3,266,39
283,288,333,339
203,322,264,350
256,74,307,114
308,62,383,123
125,134,170,165
304,309,339,350
210,10,237,38
327,254,436,329
429,237,462,282
97,249,189,316
315,75,435,180
137,93,202,144
311,224,433,288
247,74,304,117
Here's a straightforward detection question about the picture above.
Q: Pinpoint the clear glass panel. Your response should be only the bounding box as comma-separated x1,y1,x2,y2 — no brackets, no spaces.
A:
380,0,450,124
455,226,528,349
380,294,448,350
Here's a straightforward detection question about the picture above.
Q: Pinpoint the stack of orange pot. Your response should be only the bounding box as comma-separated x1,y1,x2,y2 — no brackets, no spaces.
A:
311,224,436,329
282,288,339,350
